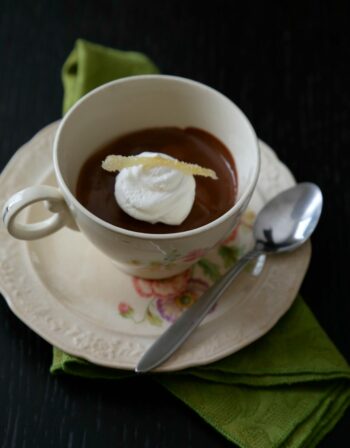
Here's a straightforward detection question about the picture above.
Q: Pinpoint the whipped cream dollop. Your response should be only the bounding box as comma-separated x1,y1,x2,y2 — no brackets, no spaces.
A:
114,152,196,225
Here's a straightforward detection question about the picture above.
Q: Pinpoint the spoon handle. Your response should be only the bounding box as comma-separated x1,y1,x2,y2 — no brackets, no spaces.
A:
135,246,263,373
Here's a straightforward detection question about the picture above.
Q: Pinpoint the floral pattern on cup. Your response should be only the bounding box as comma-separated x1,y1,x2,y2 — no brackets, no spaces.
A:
117,210,256,326
180,248,206,263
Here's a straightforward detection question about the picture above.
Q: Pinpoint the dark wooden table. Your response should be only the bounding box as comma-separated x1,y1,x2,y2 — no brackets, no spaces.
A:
1,1,349,447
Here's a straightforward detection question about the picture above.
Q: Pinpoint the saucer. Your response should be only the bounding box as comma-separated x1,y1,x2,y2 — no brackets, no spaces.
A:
0,121,311,371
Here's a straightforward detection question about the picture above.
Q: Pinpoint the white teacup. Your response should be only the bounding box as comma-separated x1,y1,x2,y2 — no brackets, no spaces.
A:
2,75,260,279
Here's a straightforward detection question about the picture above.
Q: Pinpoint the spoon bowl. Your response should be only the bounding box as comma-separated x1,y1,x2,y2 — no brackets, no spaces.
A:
136,182,323,373
254,183,323,253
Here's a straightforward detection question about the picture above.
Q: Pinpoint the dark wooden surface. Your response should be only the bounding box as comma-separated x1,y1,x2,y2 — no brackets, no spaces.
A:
1,1,349,447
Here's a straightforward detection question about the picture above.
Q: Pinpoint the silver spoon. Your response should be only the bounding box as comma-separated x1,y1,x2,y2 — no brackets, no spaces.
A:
136,182,323,373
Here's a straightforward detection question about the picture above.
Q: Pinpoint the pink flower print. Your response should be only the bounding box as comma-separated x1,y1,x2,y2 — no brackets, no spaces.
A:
132,277,154,298
133,269,191,300
181,248,206,263
156,278,209,322
118,302,134,318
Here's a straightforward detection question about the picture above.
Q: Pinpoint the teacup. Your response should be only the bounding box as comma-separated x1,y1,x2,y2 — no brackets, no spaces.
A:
2,75,260,279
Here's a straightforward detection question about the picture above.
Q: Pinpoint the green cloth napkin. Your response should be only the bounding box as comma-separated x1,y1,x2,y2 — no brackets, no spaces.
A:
53,39,350,448
62,39,159,114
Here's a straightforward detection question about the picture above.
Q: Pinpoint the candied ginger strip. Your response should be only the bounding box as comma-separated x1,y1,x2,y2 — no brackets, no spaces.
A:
101,155,218,179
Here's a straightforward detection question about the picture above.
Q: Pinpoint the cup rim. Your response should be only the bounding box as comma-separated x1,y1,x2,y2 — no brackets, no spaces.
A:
53,74,260,240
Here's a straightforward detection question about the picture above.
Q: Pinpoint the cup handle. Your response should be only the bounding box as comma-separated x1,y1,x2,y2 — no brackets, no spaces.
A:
2,185,79,240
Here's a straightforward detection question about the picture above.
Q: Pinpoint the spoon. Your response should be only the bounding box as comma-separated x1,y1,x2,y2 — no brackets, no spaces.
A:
136,182,323,373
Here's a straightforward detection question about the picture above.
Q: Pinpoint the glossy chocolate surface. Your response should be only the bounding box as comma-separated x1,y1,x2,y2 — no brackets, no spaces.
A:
76,127,237,233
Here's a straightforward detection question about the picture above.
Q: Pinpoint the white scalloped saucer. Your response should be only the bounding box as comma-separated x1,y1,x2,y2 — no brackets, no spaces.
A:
0,121,311,371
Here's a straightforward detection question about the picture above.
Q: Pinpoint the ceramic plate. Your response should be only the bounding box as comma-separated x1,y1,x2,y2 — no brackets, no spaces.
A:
0,121,311,371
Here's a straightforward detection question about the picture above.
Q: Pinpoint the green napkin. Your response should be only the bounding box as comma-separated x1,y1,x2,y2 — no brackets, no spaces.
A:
62,39,159,113
54,39,350,448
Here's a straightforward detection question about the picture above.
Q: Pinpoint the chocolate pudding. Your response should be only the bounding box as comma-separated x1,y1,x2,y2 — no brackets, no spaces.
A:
76,127,238,233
